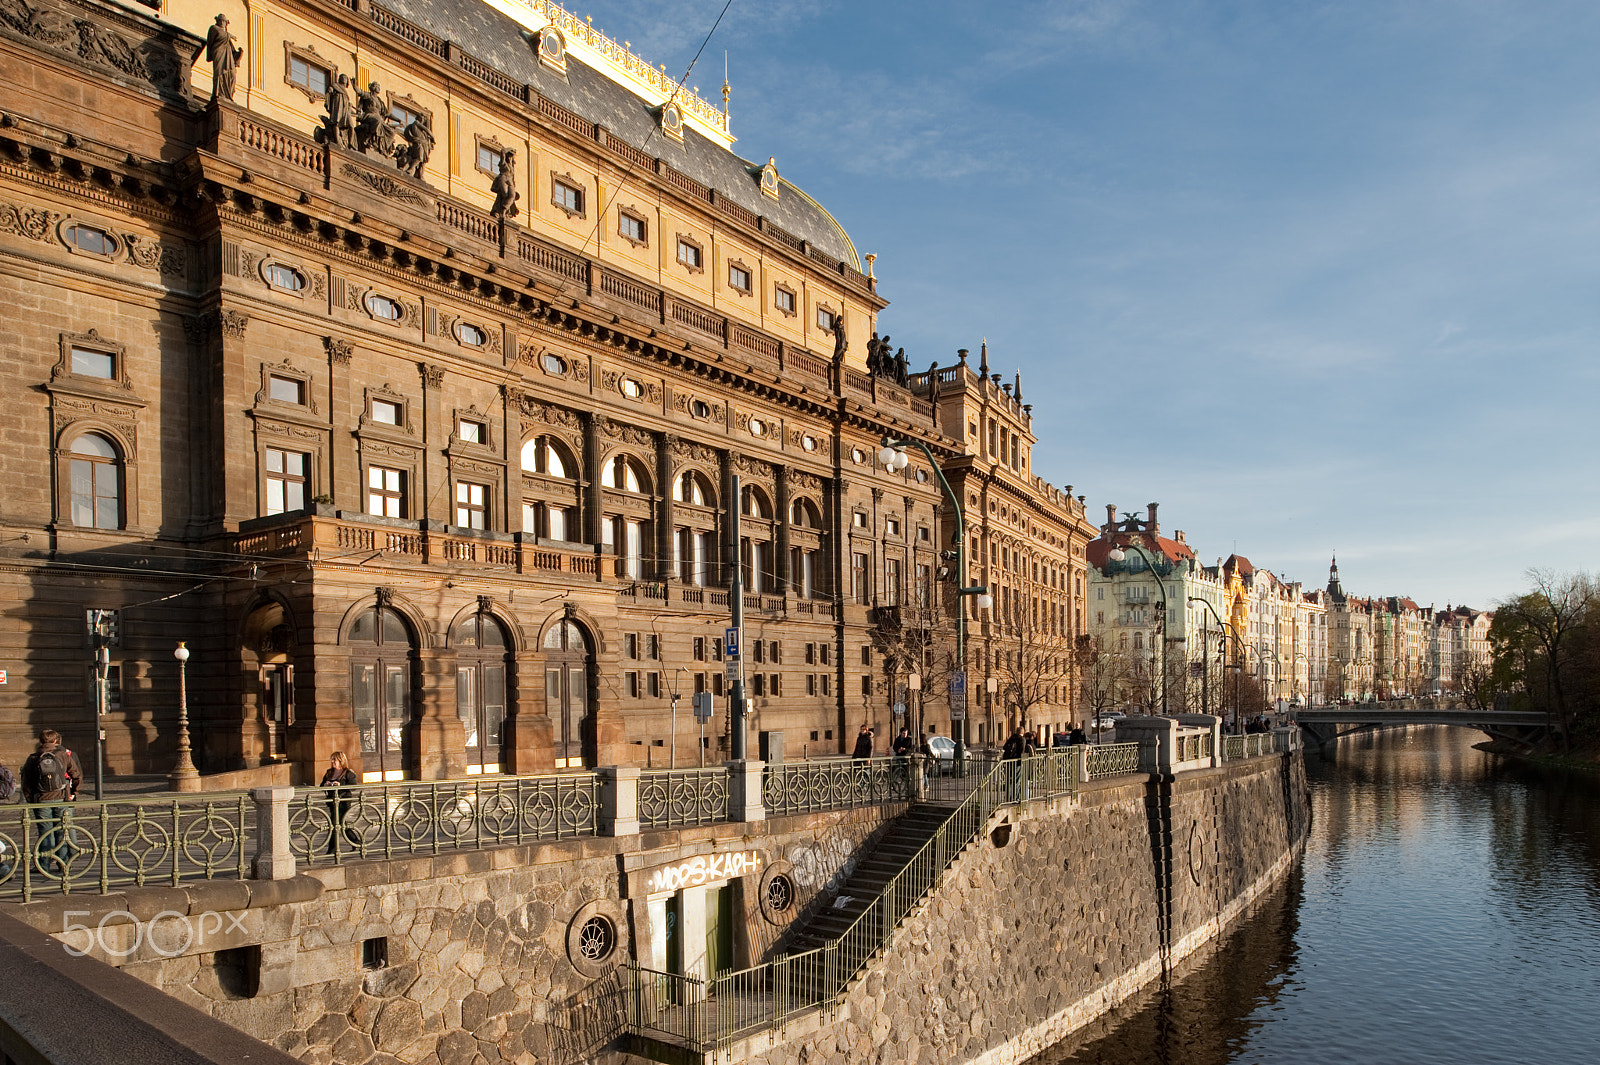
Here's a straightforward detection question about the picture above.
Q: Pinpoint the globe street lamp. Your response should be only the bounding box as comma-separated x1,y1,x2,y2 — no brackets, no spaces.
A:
879,439,991,761
1187,596,1246,729
1107,541,1168,715
169,641,201,792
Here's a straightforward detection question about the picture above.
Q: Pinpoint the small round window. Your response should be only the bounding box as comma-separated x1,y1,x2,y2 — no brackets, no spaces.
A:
750,418,767,436
764,873,795,915
851,447,867,464
690,400,711,419
456,322,487,347
802,435,818,452
916,469,930,483
577,915,615,962
541,28,565,61
620,378,644,399
265,263,305,291
369,294,403,321
541,353,567,375
64,223,116,256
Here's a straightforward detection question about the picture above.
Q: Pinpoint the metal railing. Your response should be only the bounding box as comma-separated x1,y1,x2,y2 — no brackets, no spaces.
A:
638,768,730,829
761,757,913,816
0,795,249,902
288,773,599,865
1086,742,1142,779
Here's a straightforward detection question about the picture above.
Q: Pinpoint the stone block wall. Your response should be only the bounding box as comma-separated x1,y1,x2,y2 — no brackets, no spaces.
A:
4,805,898,1065
735,753,1310,1065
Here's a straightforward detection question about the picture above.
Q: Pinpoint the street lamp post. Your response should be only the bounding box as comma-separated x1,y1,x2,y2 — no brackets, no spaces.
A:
169,642,201,792
1107,542,1168,715
879,438,991,761
1187,596,1247,730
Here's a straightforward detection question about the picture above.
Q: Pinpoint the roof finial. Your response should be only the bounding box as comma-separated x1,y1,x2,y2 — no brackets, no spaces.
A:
1014,369,1022,402
978,339,989,375
722,51,730,118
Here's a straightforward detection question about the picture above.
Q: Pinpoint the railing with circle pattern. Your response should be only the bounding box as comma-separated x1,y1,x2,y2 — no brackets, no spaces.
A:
637,768,730,829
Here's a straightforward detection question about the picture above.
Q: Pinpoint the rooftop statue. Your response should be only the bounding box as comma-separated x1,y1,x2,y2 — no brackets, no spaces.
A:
198,14,241,103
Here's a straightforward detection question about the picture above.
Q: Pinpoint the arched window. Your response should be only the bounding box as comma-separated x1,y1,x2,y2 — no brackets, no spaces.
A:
69,432,122,529
738,485,775,593
672,470,713,506
347,606,415,781
790,498,822,528
672,471,717,587
740,484,772,518
543,618,593,769
601,455,647,493
455,611,510,773
521,436,580,541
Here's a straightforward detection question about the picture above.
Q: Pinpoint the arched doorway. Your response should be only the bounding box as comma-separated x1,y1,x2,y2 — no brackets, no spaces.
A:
241,601,296,763
544,617,593,769
348,605,416,781
455,610,511,774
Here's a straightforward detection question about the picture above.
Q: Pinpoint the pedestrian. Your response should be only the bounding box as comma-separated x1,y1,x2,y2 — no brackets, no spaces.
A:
891,727,914,758
1002,727,1025,761
320,751,360,854
20,728,83,876
851,724,874,760
1069,726,1087,746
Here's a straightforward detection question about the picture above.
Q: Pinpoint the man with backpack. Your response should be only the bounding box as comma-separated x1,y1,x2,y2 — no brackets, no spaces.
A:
20,729,83,876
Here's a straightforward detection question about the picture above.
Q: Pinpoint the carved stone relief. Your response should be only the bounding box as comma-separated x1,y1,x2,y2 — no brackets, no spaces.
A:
0,200,60,242
0,0,189,96
324,336,353,364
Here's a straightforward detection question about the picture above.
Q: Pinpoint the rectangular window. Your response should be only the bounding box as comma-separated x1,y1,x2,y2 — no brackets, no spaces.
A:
769,673,782,697
861,646,872,666
70,346,116,379
753,641,765,664
821,674,831,696
852,552,869,604
477,144,503,174
618,211,646,244
807,674,817,696
677,239,703,269
289,56,329,97
454,482,488,530
647,672,660,698
817,308,835,332
853,512,868,528
886,519,900,537
625,634,638,660
805,643,816,665
861,675,872,697
269,374,306,405
390,102,421,130
693,637,706,661
625,672,639,698
367,466,406,518
552,178,584,215
371,398,402,425
728,263,751,292
753,674,766,697
886,558,903,607
775,286,796,316
769,641,780,664
264,448,308,515
712,673,724,696
820,644,831,666
458,419,485,444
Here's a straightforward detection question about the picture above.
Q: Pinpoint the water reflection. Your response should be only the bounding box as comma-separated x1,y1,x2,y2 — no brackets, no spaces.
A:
1030,727,1600,1065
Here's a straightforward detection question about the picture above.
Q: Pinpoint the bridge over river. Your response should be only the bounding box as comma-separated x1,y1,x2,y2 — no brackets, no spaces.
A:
1294,706,1549,749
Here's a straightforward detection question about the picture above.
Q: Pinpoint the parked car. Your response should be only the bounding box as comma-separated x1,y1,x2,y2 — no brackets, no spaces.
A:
1093,711,1126,732
925,734,957,773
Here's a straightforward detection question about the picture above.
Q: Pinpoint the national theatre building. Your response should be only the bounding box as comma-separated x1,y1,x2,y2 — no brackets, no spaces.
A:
0,0,994,781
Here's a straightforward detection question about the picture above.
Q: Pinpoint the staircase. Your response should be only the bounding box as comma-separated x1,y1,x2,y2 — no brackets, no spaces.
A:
782,803,954,955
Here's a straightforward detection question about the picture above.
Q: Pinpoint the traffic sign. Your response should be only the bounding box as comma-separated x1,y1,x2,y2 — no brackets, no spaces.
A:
724,627,740,658
949,671,967,713
692,692,714,723
893,702,905,717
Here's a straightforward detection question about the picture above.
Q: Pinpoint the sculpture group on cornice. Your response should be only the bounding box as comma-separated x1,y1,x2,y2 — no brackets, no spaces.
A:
315,76,435,181
866,332,911,387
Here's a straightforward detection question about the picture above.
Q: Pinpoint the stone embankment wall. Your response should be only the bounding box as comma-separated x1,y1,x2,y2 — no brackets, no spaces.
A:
3,803,899,1065
733,753,1310,1065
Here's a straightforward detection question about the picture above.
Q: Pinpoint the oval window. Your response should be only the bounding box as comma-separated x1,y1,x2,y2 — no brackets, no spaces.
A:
749,418,766,436
456,322,487,347
916,469,930,483
541,28,564,61
802,435,817,452
541,353,567,375
265,263,305,291
369,294,403,321
620,378,644,399
690,399,710,419
64,224,115,256
851,447,866,464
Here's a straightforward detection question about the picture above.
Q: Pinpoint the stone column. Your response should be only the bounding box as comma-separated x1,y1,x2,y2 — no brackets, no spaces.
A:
1071,743,1089,787
1176,713,1223,767
724,759,766,823
598,765,641,836
1113,716,1177,774
655,433,675,582
774,466,791,595
913,755,929,801
582,414,602,546
250,786,297,880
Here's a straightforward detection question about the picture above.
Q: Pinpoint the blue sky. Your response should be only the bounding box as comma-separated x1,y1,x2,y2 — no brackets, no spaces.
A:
572,0,1600,609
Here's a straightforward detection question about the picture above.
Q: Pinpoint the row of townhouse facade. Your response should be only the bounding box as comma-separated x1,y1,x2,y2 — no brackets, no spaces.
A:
1087,510,1492,714
0,0,1099,782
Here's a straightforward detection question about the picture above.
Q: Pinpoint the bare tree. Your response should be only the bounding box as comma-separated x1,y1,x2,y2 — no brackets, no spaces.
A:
1493,569,1598,752
991,606,1080,734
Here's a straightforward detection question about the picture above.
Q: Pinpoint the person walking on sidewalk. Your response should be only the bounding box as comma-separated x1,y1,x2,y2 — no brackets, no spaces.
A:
851,725,875,760
320,751,361,854
20,729,82,876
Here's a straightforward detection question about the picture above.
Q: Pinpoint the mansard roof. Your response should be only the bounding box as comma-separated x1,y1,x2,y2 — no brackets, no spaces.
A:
379,0,860,266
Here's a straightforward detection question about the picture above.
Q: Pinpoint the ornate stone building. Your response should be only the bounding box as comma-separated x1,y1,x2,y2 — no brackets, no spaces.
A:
908,345,1096,745
0,0,954,780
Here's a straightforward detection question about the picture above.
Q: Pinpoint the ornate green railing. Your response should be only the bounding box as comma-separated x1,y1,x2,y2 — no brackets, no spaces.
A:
288,773,598,865
0,795,249,902
637,768,730,829
761,757,914,816
1086,742,1142,779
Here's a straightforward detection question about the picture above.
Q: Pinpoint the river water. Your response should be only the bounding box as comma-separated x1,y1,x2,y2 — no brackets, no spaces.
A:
1030,726,1600,1065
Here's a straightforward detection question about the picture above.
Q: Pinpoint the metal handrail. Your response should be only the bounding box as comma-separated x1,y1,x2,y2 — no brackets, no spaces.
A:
287,772,599,865
1086,742,1141,779
638,767,730,829
0,794,249,901
761,757,914,815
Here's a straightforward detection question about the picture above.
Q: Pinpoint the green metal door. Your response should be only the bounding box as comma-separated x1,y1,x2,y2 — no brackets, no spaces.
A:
705,885,734,978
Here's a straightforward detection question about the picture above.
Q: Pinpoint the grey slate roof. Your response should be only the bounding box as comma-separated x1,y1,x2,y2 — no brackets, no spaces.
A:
378,0,859,267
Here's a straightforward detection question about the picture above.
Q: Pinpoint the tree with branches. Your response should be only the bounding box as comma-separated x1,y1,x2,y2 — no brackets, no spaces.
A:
1492,569,1599,752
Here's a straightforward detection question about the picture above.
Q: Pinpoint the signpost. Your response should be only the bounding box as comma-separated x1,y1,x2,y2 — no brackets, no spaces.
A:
949,670,967,722
692,692,714,767
85,609,119,801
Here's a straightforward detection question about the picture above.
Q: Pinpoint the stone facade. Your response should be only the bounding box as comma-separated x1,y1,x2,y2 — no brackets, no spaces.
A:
6,805,900,1064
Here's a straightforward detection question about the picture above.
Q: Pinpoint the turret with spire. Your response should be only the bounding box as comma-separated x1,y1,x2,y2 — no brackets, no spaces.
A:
1327,555,1346,603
